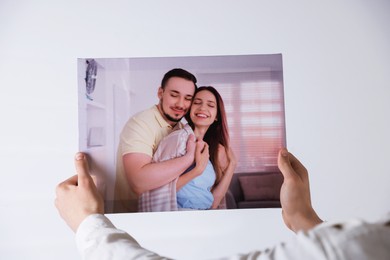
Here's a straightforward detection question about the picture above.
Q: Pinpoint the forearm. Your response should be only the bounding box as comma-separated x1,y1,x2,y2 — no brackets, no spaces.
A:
176,166,202,191
76,214,171,260
124,154,193,195
288,209,323,233
211,162,235,209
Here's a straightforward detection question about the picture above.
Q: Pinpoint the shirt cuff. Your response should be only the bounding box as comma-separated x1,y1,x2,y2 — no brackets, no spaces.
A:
75,214,115,252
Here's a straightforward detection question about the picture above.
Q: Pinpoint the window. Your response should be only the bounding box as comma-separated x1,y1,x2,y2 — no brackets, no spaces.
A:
198,71,286,173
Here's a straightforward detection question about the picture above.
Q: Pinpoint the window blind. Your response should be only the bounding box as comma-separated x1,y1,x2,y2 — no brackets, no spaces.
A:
198,71,286,173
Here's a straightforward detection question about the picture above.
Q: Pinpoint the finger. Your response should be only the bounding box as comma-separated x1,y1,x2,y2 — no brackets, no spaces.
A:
55,174,78,199
91,175,98,187
54,197,58,209
197,142,205,156
204,143,209,156
186,134,196,153
188,134,195,143
196,140,204,151
201,142,208,154
74,152,92,186
288,152,308,180
61,174,79,186
278,148,296,180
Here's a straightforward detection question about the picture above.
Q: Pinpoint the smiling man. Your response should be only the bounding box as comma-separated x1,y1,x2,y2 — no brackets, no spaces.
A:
114,68,199,212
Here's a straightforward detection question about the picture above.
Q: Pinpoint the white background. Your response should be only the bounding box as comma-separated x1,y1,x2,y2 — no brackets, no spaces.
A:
0,1,389,259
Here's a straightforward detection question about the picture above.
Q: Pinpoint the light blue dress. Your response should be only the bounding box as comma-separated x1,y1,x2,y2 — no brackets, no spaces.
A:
176,160,216,210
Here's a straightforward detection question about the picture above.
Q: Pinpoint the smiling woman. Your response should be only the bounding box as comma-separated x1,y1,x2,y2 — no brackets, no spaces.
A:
181,86,234,210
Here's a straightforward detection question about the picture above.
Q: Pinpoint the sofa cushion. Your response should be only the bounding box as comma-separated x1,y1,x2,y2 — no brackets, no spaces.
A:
238,174,282,201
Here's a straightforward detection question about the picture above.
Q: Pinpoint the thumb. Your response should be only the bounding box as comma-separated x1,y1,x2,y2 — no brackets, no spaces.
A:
199,141,208,154
186,134,196,152
188,134,195,143
74,152,92,186
278,148,294,180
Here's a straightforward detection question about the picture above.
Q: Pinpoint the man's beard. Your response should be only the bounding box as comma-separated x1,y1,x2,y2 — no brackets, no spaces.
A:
162,108,183,123
161,104,184,123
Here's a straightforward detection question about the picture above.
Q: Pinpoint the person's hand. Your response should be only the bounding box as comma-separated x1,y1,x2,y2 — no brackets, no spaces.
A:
278,148,323,233
176,140,210,191
194,140,209,175
55,153,104,232
184,134,197,162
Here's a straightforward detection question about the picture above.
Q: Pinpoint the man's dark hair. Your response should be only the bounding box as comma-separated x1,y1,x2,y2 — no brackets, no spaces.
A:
161,68,197,91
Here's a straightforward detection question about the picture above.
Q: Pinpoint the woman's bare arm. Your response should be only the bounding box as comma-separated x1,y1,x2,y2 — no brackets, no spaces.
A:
211,145,237,209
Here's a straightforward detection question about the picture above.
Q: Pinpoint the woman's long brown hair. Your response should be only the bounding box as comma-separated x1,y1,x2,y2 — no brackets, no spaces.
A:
185,86,230,188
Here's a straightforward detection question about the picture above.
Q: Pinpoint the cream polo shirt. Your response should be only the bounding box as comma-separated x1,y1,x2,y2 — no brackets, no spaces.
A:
119,105,173,157
113,105,180,213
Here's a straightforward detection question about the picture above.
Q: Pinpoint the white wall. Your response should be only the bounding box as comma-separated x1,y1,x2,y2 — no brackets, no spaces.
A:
0,1,389,259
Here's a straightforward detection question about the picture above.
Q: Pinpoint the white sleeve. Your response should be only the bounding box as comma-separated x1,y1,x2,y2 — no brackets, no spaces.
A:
75,214,172,260
74,214,322,260
224,216,390,260
76,214,390,260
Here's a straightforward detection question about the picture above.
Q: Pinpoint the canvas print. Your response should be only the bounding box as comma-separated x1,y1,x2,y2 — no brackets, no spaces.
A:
78,54,286,214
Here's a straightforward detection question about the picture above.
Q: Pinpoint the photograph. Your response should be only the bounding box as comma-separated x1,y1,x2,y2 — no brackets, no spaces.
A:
78,54,287,213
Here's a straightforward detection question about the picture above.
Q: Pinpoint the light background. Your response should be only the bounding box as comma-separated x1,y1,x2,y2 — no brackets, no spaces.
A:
0,1,389,259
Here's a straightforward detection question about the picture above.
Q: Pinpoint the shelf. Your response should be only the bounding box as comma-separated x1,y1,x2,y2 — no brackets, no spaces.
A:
86,99,106,109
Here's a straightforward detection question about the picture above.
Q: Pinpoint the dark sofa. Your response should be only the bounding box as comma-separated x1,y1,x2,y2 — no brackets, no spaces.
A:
225,172,283,209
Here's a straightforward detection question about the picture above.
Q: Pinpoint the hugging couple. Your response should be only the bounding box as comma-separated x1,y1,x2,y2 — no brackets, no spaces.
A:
114,68,237,213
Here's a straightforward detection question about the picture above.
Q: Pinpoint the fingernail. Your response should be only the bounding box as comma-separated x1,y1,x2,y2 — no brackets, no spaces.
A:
75,153,84,160
281,148,289,157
